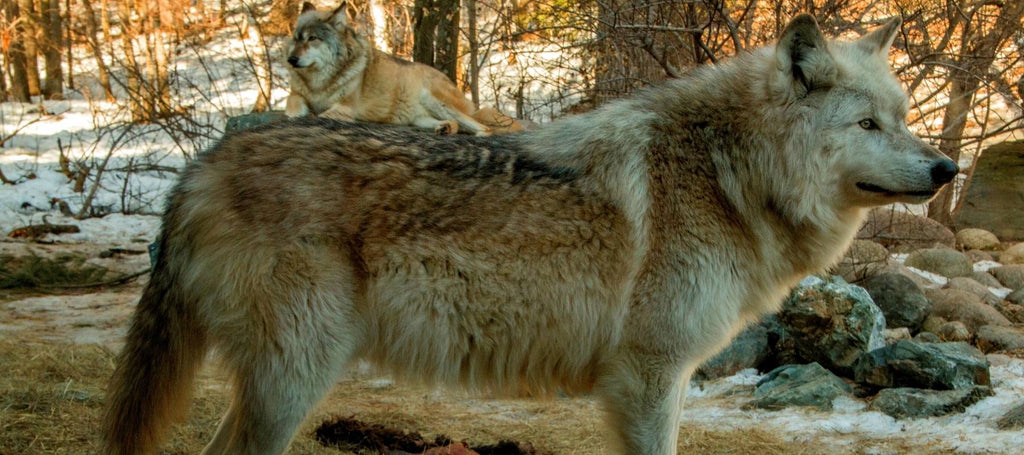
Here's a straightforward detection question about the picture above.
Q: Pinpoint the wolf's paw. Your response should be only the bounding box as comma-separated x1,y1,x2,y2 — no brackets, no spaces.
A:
435,121,459,135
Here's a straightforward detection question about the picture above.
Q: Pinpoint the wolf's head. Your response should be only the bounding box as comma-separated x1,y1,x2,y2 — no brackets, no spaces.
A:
770,15,957,208
286,2,357,70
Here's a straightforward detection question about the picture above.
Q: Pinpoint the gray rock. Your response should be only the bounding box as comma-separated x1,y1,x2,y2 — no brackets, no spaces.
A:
992,265,1024,290
935,321,971,342
836,240,889,282
225,111,288,133
695,324,770,380
868,386,992,419
997,402,1024,430
913,332,941,343
975,325,1024,353
861,273,930,331
971,271,1003,288
1008,288,1024,306
956,228,1001,251
946,277,1001,306
1002,243,1024,265
779,276,885,376
953,140,1024,241
749,363,853,411
904,248,973,278
853,340,990,390
926,288,1011,331
759,314,800,371
859,208,955,250
966,250,994,263
884,327,911,344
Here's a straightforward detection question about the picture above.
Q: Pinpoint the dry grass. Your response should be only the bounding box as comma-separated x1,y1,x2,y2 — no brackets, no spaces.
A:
0,339,951,454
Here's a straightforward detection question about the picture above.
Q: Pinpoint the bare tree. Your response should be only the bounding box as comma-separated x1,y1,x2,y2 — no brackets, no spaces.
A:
80,0,116,101
413,0,460,82
3,0,32,101
18,0,41,96
40,0,64,99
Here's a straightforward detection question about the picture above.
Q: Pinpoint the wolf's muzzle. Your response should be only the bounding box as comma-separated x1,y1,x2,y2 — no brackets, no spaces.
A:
288,56,301,67
930,159,958,186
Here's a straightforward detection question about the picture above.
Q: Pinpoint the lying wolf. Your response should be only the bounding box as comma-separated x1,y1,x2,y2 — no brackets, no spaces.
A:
104,14,956,455
284,2,518,135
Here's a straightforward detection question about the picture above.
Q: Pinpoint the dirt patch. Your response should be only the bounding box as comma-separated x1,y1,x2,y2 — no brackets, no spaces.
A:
315,416,545,454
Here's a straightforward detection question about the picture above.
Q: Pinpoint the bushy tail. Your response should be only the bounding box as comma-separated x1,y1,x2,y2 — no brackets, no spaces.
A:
102,259,207,455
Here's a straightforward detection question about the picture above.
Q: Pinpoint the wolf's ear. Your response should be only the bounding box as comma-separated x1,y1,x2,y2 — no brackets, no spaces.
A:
301,2,316,14
857,17,901,55
774,14,836,98
329,1,351,28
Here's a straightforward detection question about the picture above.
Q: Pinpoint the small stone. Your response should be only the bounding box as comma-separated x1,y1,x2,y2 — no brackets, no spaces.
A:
1007,288,1024,306
861,273,930,331
935,321,971,342
922,316,948,334
853,340,990,390
884,328,911,344
992,266,1024,290
946,277,1001,306
975,325,1024,353
904,248,973,278
836,240,889,281
927,288,1011,331
965,250,994,263
868,386,992,419
971,272,1003,288
913,332,941,343
696,324,770,380
997,402,1024,430
956,228,1000,251
749,363,853,411
1002,243,1024,265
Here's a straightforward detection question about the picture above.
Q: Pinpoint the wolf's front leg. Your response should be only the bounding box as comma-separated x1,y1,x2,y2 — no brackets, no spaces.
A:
597,352,688,455
285,94,311,117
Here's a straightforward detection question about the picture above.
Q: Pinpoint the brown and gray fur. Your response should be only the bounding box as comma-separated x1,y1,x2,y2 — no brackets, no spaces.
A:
285,2,514,135
103,15,956,455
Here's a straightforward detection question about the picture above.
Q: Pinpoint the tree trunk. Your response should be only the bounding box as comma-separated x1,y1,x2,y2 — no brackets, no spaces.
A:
41,0,64,100
927,1,1024,223
18,0,42,96
247,10,272,113
117,1,146,121
412,0,460,82
466,0,478,105
5,1,33,102
64,0,74,90
81,0,115,101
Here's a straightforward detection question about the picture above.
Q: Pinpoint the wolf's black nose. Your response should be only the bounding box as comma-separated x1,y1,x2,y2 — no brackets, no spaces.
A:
930,159,958,185
287,56,300,67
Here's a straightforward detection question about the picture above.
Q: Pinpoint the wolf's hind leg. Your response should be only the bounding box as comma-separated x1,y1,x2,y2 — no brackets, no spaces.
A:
201,253,363,455
596,353,688,455
412,116,459,135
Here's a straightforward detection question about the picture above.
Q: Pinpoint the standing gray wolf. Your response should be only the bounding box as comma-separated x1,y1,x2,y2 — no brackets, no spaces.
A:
103,15,956,455
285,2,513,135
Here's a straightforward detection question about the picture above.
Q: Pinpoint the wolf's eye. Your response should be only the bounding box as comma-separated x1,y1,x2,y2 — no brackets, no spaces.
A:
307,36,319,42
859,119,879,130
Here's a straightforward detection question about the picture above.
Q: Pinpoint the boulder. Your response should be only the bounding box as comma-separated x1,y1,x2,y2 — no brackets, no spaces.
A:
992,265,1024,289
1001,243,1024,265
695,324,770,380
759,314,801,371
926,288,1011,331
996,302,1024,324
868,386,992,419
904,248,973,278
946,277,1002,306
953,140,1024,241
853,340,990,390
861,273,930,331
975,325,1024,353
921,315,947,334
859,208,955,251
997,402,1024,430
913,332,941,343
956,228,1000,251
778,276,885,376
748,363,853,411
836,239,889,281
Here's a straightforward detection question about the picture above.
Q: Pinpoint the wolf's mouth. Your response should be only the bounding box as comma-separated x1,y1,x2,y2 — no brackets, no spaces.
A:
856,182,935,198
